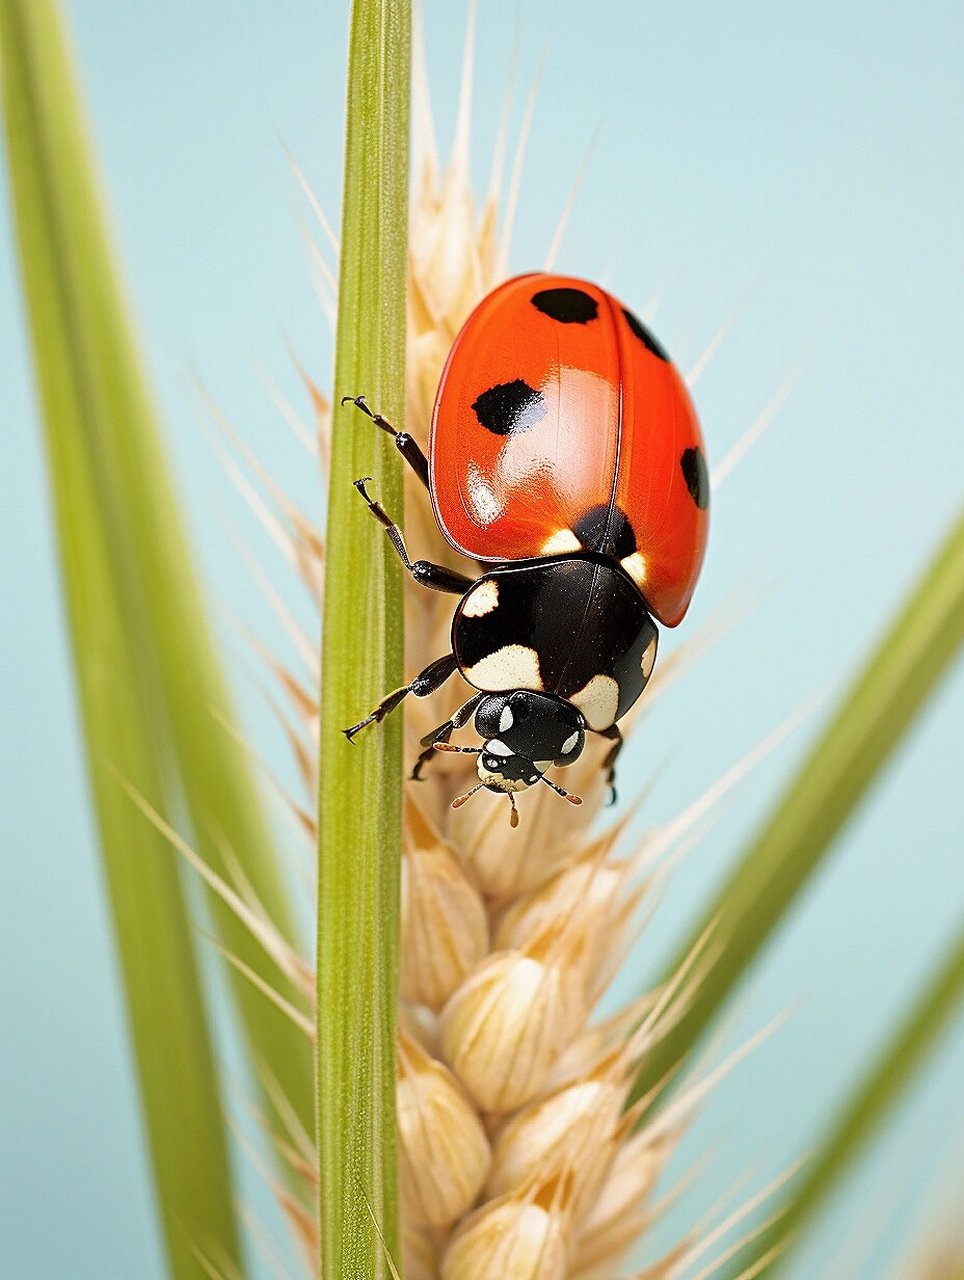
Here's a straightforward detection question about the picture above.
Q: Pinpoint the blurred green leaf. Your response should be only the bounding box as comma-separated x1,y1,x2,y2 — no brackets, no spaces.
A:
1,0,314,1261
316,1,410,1275
728,923,964,1277
0,1,242,1274
631,506,964,1108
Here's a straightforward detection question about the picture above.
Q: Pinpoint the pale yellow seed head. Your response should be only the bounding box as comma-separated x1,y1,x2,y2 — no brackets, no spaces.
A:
493,857,627,990
403,1224,442,1280
569,1133,672,1280
243,25,730,1278
438,949,587,1113
494,858,620,946
401,800,489,1010
397,1031,492,1229
441,1192,567,1280
486,1077,624,1208
449,788,582,898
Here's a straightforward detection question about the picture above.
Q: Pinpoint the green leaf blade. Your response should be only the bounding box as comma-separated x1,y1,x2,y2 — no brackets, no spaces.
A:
317,2,411,1276
631,505,964,1107
0,2,240,1273
2,0,317,1264
0,0,312,1141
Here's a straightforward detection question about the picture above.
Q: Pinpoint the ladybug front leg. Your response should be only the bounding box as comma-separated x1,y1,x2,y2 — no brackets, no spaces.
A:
342,394,430,490
412,692,485,780
596,724,624,805
353,478,475,595
343,653,460,743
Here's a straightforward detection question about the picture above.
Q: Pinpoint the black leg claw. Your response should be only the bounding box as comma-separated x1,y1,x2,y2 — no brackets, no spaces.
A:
340,393,431,490
341,394,389,431
341,393,371,412
343,718,373,744
343,657,460,752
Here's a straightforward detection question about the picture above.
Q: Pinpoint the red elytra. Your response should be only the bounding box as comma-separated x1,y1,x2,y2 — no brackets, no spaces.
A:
428,272,709,628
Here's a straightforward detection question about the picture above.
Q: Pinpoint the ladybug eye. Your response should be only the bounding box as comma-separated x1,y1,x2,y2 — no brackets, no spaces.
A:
482,754,501,771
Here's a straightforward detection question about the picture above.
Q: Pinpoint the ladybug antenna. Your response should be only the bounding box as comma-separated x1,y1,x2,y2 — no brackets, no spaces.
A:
433,742,482,755
449,780,522,829
508,792,520,829
451,783,486,810
539,774,584,807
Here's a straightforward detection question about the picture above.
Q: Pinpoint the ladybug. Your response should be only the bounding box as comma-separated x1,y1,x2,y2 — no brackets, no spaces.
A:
343,273,708,824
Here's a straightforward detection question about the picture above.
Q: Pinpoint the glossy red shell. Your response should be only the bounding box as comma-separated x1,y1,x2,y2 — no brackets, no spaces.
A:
428,273,708,627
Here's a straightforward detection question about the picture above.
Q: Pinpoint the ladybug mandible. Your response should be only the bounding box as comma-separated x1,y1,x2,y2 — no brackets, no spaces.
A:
343,273,709,825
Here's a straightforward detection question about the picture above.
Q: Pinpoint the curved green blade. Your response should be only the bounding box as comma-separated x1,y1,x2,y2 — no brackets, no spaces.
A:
2,0,315,1266
630,505,964,1111
0,2,240,1274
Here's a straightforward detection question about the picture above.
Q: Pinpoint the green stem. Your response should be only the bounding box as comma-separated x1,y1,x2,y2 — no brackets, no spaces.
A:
630,506,964,1111
316,2,410,1277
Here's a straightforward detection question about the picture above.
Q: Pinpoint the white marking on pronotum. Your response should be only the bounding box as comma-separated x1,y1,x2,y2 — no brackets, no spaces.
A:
462,579,500,618
641,635,658,680
499,705,514,732
561,731,579,754
540,527,582,555
570,674,619,730
621,550,648,588
466,645,543,692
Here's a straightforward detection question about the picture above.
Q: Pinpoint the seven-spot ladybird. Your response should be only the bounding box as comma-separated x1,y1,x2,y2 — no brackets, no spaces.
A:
343,273,709,824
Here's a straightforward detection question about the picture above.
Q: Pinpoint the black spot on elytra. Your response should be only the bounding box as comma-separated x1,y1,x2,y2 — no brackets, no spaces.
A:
680,447,709,510
573,503,637,558
531,286,599,325
622,308,670,362
472,379,547,436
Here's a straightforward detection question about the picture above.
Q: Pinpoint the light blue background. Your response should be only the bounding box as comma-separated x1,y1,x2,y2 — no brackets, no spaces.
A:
2,2,963,1276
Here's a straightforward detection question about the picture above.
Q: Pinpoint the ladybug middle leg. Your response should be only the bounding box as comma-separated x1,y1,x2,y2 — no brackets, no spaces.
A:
342,395,430,490
411,692,485,780
353,478,475,595
596,724,624,805
343,653,460,743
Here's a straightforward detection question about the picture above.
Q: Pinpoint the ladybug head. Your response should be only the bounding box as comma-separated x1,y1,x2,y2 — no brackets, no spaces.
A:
474,690,586,769
440,691,586,827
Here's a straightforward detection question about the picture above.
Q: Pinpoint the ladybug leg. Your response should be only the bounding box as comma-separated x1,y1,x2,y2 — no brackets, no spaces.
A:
341,394,430,490
354,478,475,594
343,652,459,743
596,724,624,805
412,692,485,780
